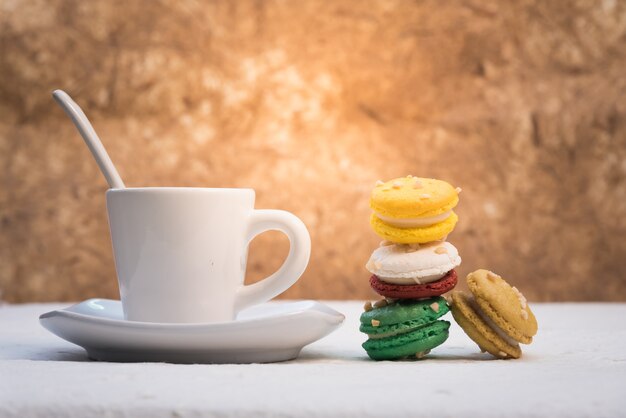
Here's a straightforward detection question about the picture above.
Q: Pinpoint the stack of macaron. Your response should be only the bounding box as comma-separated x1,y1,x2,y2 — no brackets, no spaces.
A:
360,176,462,360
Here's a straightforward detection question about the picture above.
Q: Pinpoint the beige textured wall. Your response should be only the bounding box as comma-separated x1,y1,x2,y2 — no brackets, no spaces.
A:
1,0,625,303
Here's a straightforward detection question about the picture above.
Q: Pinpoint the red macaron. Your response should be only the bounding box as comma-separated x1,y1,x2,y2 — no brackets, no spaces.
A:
370,269,458,299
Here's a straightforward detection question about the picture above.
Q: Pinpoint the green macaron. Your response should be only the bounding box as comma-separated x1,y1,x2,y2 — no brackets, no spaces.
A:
360,297,450,360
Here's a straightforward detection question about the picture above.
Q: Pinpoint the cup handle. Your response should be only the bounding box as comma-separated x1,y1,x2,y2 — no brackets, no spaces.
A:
235,209,311,312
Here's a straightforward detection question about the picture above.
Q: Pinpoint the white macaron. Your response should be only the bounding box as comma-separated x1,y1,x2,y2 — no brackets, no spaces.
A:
365,241,461,285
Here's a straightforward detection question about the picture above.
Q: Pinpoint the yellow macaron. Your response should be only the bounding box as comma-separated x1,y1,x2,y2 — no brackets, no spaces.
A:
450,269,538,359
369,176,460,244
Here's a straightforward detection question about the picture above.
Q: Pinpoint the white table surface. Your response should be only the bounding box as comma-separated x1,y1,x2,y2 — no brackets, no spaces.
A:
1,301,625,417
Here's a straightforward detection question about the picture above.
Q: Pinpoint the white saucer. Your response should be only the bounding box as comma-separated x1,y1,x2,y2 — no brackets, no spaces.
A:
40,299,344,364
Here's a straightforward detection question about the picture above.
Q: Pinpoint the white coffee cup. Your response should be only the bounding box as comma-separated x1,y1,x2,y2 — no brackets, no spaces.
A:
106,188,311,323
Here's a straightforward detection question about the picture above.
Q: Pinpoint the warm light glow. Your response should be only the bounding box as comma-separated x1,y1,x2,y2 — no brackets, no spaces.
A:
0,1,624,302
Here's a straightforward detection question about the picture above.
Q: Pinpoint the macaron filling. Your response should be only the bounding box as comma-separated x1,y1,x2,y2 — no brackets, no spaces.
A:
366,328,416,339
468,296,519,347
375,211,452,228
379,271,447,285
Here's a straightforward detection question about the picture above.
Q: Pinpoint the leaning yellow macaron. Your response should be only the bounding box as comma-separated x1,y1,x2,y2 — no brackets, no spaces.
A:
369,176,460,244
449,269,538,359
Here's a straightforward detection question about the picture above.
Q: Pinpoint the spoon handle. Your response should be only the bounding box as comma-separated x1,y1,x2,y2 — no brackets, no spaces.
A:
52,90,125,189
